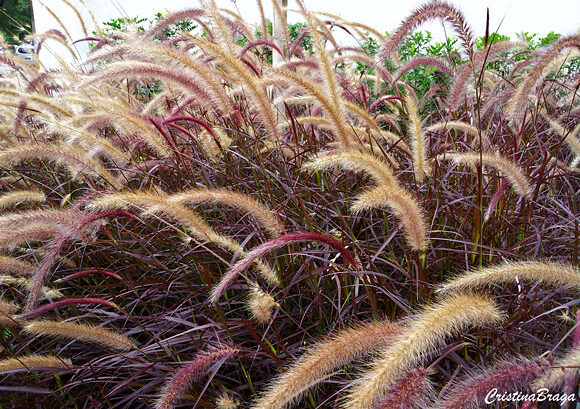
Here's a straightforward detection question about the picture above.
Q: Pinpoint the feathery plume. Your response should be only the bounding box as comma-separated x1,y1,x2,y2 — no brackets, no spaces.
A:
534,346,580,391
210,232,358,304
445,41,525,111
373,368,434,409
255,0,270,42
309,11,387,44
505,35,580,122
437,152,531,197
253,321,401,409
84,62,221,113
434,357,549,409
0,223,69,250
0,209,84,232
23,320,136,351
87,191,279,285
65,95,172,158
269,67,353,149
425,121,482,140
87,42,240,119
0,88,72,117
169,188,284,238
540,111,580,165
0,355,72,372
0,256,36,275
344,294,503,409
305,152,428,251
247,285,278,324
186,35,279,139
156,346,239,409
0,144,122,190
0,275,62,299
0,298,18,326
28,31,78,59
438,261,580,293
146,9,206,39
216,395,239,409
59,0,88,36
0,190,46,210
304,151,398,188
379,1,473,60
405,90,430,181
392,56,453,84
38,1,72,40
302,6,352,150
351,187,428,252
197,128,233,162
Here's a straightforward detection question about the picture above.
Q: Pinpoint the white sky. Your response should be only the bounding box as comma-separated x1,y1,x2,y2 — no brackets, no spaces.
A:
94,0,580,38
32,0,580,68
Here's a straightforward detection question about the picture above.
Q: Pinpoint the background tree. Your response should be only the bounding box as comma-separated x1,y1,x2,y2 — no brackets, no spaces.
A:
0,0,32,43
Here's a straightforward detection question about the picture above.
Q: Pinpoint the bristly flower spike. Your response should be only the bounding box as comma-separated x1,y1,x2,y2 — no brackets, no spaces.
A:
156,346,239,409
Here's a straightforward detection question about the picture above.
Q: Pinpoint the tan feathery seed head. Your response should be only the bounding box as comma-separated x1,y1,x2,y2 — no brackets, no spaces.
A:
0,190,46,210
534,346,580,391
184,35,280,140
308,11,387,44
90,41,239,117
0,223,67,249
252,321,401,409
0,298,18,326
425,120,492,151
0,209,83,231
0,88,72,118
304,151,398,189
437,261,580,293
505,35,580,122
426,121,482,139
216,395,239,409
169,188,284,238
247,286,278,324
344,294,504,409
437,152,532,197
65,95,171,158
0,354,72,372
0,143,122,190
23,320,136,351
300,7,347,149
197,128,233,162
50,121,131,165
324,140,401,169
27,32,78,59
0,255,36,275
38,1,73,40
268,67,352,149
351,186,428,252
87,191,280,286
0,275,63,299
305,151,427,251
405,90,430,181
83,61,222,113
540,110,580,165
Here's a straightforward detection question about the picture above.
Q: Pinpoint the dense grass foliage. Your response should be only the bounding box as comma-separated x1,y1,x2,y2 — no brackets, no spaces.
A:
0,1,578,408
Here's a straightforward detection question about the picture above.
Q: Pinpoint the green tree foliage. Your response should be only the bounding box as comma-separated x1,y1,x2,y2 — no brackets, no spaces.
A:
0,0,31,42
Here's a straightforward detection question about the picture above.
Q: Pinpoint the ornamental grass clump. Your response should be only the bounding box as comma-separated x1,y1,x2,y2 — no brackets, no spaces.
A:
0,0,577,407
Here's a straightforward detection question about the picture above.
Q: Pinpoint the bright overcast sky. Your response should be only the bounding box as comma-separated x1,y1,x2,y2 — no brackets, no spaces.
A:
98,0,580,39
32,0,579,68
